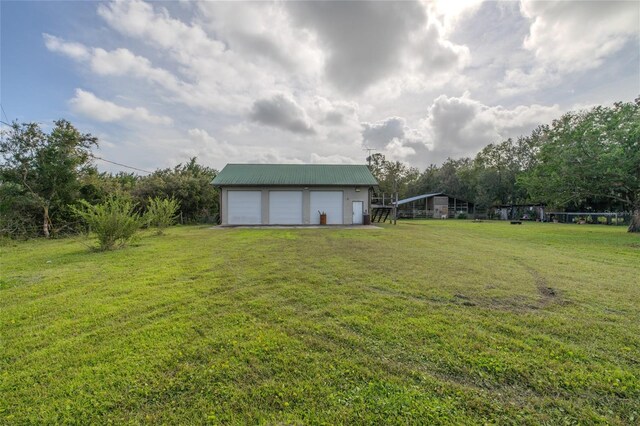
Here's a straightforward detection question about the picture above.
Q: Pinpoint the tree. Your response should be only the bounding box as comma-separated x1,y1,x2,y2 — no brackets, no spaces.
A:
471,137,538,209
132,158,219,223
437,158,475,201
0,120,97,237
406,164,440,196
366,153,419,198
520,99,640,232
79,168,138,205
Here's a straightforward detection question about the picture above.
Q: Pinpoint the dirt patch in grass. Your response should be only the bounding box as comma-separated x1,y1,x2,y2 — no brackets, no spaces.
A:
448,265,568,313
538,285,556,298
524,266,559,307
454,294,477,307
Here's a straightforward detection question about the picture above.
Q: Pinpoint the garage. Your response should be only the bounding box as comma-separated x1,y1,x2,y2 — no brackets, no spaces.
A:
213,164,377,226
227,191,262,224
310,191,343,224
269,191,303,224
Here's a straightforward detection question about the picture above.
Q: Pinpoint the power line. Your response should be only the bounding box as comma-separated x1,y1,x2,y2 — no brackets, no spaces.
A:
0,104,9,123
0,118,152,174
91,155,153,174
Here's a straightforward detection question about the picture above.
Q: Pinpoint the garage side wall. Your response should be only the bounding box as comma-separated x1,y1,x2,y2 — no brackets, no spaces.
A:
220,186,370,225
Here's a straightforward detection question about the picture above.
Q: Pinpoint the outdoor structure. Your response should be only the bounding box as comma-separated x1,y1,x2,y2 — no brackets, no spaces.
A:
212,164,378,226
493,204,546,221
545,211,629,226
395,192,475,219
370,192,396,223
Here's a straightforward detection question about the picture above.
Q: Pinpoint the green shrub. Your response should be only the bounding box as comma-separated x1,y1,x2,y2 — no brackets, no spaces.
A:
144,197,180,235
72,196,142,250
456,212,468,219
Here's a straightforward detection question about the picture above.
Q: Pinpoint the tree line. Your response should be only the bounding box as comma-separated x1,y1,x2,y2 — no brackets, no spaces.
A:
0,120,219,239
1,98,638,237
367,98,639,232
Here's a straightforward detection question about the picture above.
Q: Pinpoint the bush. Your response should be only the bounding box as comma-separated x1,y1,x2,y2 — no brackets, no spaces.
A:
131,158,218,223
456,212,468,219
144,197,180,235
72,197,142,250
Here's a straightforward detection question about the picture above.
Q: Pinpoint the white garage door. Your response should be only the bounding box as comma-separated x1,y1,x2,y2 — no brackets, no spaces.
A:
310,191,343,224
227,191,262,225
269,191,303,224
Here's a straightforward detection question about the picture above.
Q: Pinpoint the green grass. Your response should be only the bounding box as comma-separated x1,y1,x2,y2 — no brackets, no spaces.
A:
1,221,639,424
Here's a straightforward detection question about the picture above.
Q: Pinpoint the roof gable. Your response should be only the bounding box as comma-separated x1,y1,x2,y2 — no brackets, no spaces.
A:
212,164,378,186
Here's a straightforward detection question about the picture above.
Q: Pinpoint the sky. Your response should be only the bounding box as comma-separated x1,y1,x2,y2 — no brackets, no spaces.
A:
1,0,639,174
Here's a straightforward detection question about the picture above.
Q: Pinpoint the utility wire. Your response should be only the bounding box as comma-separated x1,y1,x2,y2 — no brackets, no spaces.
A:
0,110,151,174
0,104,9,123
91,155,153,174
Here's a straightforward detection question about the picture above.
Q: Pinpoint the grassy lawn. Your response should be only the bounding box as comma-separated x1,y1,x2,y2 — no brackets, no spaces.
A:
1,221,639,424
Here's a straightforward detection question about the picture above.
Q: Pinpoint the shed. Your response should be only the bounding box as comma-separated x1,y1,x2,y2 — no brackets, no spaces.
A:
395,192,475,219
212,164,378,225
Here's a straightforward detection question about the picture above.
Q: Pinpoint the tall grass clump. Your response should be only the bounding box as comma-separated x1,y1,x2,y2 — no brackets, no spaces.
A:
72,196,142,251
144,197,180,235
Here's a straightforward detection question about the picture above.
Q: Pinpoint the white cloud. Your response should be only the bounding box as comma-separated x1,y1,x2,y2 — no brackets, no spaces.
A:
43,34,250,113
497,67,561,97
361,116,428,162
286,1,471,95
362,94,562,166
362,117,407,149
521,0,639,72
97,0,225,62
89,48,180,91
499,0,640,95
96,0,276,111
249,94,315,135
309,153,359,164
185,128,240,163
195,2,323,77
310,96,360,128
38,0,637,174
187,128,313,167
386,139,417,159
424,93,561,162
70,89,172,125
43,33,90,61
428,0,485,35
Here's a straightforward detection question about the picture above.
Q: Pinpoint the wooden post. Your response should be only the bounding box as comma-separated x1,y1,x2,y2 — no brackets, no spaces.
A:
393,179,398,225
393,188,398,225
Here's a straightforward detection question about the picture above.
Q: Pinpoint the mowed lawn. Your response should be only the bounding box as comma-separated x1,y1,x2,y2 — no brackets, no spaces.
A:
1,221,639,425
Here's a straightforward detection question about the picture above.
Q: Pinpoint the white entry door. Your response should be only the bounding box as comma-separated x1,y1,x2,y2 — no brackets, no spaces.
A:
310,191,343,224
269,191,303,224
227,191,262,224
352,201,364,224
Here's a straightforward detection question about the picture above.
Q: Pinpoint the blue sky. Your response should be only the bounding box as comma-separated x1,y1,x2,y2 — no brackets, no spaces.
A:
1,1,639,173
2,1,88,124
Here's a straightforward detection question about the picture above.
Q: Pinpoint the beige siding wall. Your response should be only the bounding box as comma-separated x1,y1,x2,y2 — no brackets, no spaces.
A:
220,186,371,225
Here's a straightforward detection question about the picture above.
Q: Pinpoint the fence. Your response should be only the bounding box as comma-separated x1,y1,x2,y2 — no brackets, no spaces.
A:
546,212,631,226
396,209,477,219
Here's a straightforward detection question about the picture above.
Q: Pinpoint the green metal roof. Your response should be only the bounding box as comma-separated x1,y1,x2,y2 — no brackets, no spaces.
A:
212,164,378,186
